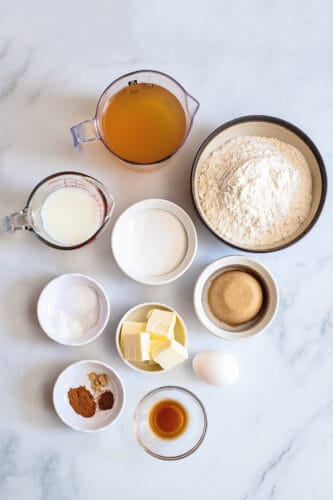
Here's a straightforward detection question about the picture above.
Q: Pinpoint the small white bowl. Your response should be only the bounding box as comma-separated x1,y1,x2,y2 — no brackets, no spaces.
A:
53,360,125,432
111,199,197,285
194,256,279,340
115,302,188,373
37,273,110,346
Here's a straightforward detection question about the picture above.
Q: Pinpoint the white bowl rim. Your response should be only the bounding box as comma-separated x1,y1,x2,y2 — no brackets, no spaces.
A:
193,256,279,340
52,359,125,432
115,302,188,373
111,199,198,285
37,273,110,346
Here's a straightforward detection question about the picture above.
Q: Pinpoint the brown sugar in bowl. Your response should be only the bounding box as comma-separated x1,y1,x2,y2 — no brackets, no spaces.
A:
193,256,279,340
208,270,264,326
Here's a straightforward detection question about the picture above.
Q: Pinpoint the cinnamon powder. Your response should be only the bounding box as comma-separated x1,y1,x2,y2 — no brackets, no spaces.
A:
68,386,96,418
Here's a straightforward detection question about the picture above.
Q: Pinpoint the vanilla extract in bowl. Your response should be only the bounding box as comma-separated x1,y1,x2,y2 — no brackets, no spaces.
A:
149,399,188,440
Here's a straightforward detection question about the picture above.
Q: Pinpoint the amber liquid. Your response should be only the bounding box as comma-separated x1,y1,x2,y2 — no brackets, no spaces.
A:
149,399,188,439
100,83,187,164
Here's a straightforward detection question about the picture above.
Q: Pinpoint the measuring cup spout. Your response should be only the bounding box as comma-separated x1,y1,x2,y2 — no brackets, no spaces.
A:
88,177,115,234
70,119,99,147
3,209,31,232
186,93,200,118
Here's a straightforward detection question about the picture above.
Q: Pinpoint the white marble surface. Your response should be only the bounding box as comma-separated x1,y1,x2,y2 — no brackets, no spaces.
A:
0,1,332,499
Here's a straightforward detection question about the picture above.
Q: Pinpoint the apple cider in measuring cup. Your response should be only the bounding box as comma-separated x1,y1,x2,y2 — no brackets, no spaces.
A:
70,71,199,168
100,83,187,164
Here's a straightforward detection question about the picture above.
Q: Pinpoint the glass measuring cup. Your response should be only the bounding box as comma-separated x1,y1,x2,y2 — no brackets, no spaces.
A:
70,70,199,169
4,172,114,250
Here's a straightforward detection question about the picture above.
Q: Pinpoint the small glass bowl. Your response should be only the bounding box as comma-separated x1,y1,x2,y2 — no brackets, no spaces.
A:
134,386,207,460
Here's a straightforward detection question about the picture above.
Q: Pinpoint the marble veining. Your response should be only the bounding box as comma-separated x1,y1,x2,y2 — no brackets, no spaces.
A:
0,0,332,499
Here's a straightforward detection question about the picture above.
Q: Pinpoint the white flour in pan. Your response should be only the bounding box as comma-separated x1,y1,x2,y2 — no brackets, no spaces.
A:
197,136,313,246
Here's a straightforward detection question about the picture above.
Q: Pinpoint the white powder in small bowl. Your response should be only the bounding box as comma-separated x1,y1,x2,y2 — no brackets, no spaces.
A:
197,136,312,247
50,284,100,340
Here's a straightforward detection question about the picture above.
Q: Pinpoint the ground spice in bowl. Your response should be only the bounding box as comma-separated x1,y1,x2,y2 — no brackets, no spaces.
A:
208,269,264,326
98,390,114,411
68,386,96,418
88,372,108,392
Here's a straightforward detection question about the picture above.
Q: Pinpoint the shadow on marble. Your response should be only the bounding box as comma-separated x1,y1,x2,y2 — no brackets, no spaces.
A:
18,361,69,429
7,87,98,161
0,189,29,215
22,87,98,125
187,121,218,150
4,274,56,345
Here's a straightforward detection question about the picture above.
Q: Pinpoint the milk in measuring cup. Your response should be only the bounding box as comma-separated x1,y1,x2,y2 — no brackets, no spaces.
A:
40,187,101,246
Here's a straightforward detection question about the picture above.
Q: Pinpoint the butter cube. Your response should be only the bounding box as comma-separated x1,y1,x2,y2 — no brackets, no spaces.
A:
121,321,147,346
150,331,175,342
146,309,176,340
122,332,150,361
121,321,146,337
151,339,188,370
148,339,164,366
149,339,164,355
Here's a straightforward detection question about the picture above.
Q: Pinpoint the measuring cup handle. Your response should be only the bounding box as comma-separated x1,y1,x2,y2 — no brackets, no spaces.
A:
3,209,31,232
70,119,100,147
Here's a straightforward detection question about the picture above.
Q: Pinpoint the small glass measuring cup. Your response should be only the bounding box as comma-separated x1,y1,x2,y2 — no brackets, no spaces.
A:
70,70,199,170
4,171,114,250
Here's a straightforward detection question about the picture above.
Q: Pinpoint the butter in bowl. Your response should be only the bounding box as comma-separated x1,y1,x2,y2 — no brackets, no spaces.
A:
115,303,188,373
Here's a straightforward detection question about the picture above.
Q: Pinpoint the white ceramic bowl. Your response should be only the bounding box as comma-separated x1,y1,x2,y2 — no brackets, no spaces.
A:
191,115,327,252
53,360,125,432
111,199,197,285
115,302,188,373
37,273,110,346
194,256,279,340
